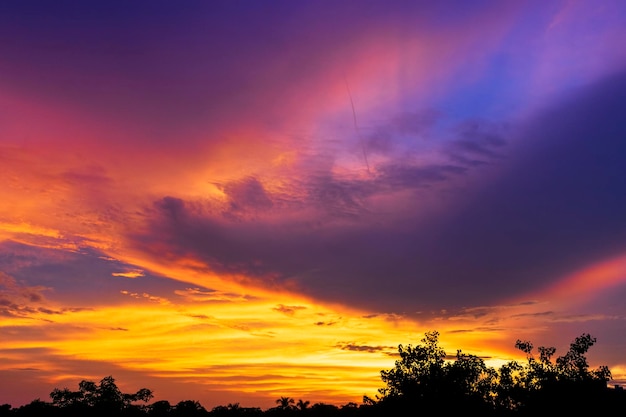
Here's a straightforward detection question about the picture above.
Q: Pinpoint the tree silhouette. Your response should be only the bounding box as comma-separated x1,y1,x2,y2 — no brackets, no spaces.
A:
378,330,448,401
173,400,207,416
295,399,309,411
49,375,152,416
211,403,263,416
377,331,615,415
148,400,172,416
511,333,612,415
0,404,11,417
275,397,294,410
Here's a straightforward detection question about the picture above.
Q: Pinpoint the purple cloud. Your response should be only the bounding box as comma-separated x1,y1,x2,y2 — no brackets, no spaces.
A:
128,70,626,315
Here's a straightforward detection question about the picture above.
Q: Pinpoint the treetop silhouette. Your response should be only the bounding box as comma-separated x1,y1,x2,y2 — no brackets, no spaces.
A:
375,331,616,415
3,332,624,416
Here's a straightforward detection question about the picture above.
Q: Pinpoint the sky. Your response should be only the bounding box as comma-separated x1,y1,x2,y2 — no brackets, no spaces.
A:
1,0,626,409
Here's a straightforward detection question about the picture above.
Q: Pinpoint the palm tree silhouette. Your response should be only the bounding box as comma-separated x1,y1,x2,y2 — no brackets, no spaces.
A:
276,396,295,410
296,399,310,411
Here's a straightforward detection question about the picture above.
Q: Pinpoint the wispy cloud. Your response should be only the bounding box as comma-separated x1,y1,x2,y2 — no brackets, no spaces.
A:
119,291,171,305
174,287,250,303
273,304,307,316
112,269,145,279
336,343,393,353
0,272,52,319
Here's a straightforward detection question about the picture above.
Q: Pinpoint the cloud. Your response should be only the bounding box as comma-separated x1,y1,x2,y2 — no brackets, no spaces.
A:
188,314,213,320
549,314,622,323
273,304,307,316
12,2,621,322
174,288,250,303
418,70,626,304
510,311,555,319
0,272,51,319
375,162,467,189
112,269,145,279
363,109,441,155
0,241,184,308
336,343,392,353
314,321,337,326
447,119,508,166
154,197,187,222
119,291,171,305
61,165,112,187
304,174,370,218
222,177,274,217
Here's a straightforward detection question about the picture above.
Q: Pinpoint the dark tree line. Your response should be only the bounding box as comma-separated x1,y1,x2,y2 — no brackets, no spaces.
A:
373,331,622,415
2,332,625,416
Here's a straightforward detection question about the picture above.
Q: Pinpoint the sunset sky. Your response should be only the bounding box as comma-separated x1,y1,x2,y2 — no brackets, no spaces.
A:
2,0,626,409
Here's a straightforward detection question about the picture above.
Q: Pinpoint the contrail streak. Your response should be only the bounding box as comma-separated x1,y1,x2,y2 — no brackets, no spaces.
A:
344,77,371,175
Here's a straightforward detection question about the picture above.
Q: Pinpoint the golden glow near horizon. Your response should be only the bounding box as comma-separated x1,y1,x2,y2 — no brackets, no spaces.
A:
3,226,624,408
1,254,408,405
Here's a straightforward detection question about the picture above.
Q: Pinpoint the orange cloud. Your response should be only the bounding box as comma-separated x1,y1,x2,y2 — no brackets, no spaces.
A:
528,254,626,307
112,270,145,279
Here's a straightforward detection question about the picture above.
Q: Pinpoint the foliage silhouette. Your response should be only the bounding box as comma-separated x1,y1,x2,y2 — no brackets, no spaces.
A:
45,375,152,416
377,331,496,414
172,400,207,416
295,399,309,411
274,397,295,410
148,400,172,416
4,332,625,416
375,331,618,415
